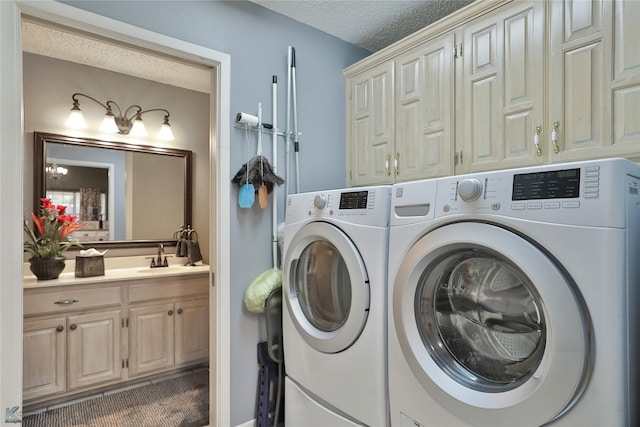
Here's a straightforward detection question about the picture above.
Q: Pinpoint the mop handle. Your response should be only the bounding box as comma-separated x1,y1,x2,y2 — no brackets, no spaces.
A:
272,75,278,269
285,46,292,197
291,47,300,193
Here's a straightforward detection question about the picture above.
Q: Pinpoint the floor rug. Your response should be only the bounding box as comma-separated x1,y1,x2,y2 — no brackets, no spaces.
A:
23,371,209,427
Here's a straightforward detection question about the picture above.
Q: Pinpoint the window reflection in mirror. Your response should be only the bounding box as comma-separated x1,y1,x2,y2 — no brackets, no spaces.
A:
35,132,192,249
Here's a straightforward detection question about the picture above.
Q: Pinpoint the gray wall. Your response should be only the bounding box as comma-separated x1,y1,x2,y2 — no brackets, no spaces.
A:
60,1,369,424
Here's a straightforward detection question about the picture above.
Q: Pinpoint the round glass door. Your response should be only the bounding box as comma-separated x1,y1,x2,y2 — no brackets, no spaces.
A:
285,222,369,354
416,250,545,392
294,240,351,332
393,222,590,425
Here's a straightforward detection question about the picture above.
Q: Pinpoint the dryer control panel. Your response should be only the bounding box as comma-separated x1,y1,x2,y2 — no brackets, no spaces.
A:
435,158,638,228
285,186,391,227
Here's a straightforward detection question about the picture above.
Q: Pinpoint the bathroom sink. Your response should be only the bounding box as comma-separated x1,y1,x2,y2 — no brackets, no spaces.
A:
136,267,186,274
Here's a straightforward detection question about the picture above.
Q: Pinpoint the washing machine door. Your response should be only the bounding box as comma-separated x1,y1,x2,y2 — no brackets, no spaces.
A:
393,222,591,426
285,222,369,354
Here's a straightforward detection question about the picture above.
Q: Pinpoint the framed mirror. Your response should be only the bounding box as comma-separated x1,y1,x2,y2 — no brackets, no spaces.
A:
34,132,192,249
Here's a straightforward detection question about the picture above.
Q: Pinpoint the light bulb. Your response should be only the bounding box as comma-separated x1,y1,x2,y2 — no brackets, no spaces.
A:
158,122,175,141
66,109,87,129
99,114,119,133
129,117,148,137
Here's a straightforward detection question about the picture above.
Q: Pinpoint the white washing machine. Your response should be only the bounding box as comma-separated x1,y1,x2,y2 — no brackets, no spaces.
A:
387,158,640,427
283,186,391,427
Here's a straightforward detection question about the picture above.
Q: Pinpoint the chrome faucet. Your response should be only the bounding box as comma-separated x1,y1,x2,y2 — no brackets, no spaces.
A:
149,243,169,268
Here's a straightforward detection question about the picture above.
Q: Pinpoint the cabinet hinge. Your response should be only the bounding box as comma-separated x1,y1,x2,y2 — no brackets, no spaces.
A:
122,318,129,328
122,358,129,368
454,151,464,165
454,43,463,58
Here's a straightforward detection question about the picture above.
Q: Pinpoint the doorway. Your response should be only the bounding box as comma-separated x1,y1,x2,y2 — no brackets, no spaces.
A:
0,1,231,425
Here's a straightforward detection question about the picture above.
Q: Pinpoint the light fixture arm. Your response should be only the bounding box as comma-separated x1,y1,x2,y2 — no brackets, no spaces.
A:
71,92,110,112
67,92,174,140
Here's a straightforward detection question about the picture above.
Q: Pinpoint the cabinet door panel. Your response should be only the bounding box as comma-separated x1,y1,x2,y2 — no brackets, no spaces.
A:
461,0,544,172
612,1,640,156
67,310,122,390
23,317,66,400
129,303,175,377
549,0,614,161
395,33,454,181
348,63,394,186
175,299,209,365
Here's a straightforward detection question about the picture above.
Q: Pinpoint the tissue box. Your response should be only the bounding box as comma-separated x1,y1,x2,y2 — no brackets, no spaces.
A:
75,255,105,277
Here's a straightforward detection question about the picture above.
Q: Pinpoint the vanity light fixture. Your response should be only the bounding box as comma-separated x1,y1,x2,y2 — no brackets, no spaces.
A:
65,92,175,141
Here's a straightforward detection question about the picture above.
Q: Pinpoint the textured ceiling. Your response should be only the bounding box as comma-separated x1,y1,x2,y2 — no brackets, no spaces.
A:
21,19,212,94
251,0,475,52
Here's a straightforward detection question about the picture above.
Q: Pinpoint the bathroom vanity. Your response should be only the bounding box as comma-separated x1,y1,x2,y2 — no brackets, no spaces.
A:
22,258,210,407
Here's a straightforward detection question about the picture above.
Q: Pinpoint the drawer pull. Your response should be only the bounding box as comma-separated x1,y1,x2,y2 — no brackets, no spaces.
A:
56,325,64,332
168,310,174,316
177,308,183,315
69,324,77,331
54,299,79,305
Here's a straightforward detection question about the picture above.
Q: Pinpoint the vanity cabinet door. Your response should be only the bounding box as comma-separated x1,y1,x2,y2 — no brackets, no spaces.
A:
23,317,67,401
67,310,123,390
128,302,175,377
175,298,209,365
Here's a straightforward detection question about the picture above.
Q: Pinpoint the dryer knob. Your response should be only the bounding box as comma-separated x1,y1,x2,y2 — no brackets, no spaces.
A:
458,178,483,202
314,194,327,209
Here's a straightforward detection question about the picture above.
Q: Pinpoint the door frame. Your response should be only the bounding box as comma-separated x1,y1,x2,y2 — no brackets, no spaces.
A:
0,1,231,425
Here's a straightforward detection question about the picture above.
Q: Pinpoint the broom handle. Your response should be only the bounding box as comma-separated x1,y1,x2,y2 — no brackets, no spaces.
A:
257,102,263,155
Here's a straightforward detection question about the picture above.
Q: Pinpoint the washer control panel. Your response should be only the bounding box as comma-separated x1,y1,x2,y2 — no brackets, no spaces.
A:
435,159,631,228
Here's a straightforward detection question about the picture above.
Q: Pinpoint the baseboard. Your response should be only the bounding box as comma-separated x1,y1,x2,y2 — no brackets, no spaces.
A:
235,419,255,427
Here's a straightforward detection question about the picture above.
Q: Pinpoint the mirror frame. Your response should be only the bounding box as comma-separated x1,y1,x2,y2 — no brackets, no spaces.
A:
34,131,192,249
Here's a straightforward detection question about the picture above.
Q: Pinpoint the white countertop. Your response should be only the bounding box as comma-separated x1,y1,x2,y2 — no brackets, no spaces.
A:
24,255,210,288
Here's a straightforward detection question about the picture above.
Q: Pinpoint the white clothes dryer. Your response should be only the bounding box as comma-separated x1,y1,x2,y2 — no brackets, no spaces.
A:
387,158,639,427
283,186,391,427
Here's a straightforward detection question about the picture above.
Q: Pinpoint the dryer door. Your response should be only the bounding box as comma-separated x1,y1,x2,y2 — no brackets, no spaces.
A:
285,222,369,354
393,222,591,426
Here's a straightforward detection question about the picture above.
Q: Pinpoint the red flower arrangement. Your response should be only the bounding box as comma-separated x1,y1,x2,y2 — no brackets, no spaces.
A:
24,198,84,258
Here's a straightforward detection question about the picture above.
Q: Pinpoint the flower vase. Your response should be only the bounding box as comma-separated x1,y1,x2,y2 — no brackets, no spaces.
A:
29,256,66,280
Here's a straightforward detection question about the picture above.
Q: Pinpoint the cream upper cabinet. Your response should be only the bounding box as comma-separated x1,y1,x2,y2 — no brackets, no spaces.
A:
395,33,455,181
457,0,545,173
346,62,394,186
345,0,639,184
549,0,640,161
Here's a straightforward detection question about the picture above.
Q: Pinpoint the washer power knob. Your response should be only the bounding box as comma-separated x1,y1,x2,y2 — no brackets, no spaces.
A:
314,194,327,209
458,178,483,202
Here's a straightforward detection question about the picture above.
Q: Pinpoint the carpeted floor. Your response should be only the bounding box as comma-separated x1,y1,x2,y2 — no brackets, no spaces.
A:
23,370,209,427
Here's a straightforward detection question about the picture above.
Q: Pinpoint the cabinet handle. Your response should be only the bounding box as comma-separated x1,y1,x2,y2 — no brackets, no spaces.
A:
177,308,183,315
385,154,391,176
69,324,77,331
56,325,64,332
551,121,560,154
54,299,79,305
534,125,542,156
168,310,174,316
394,153,400,175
